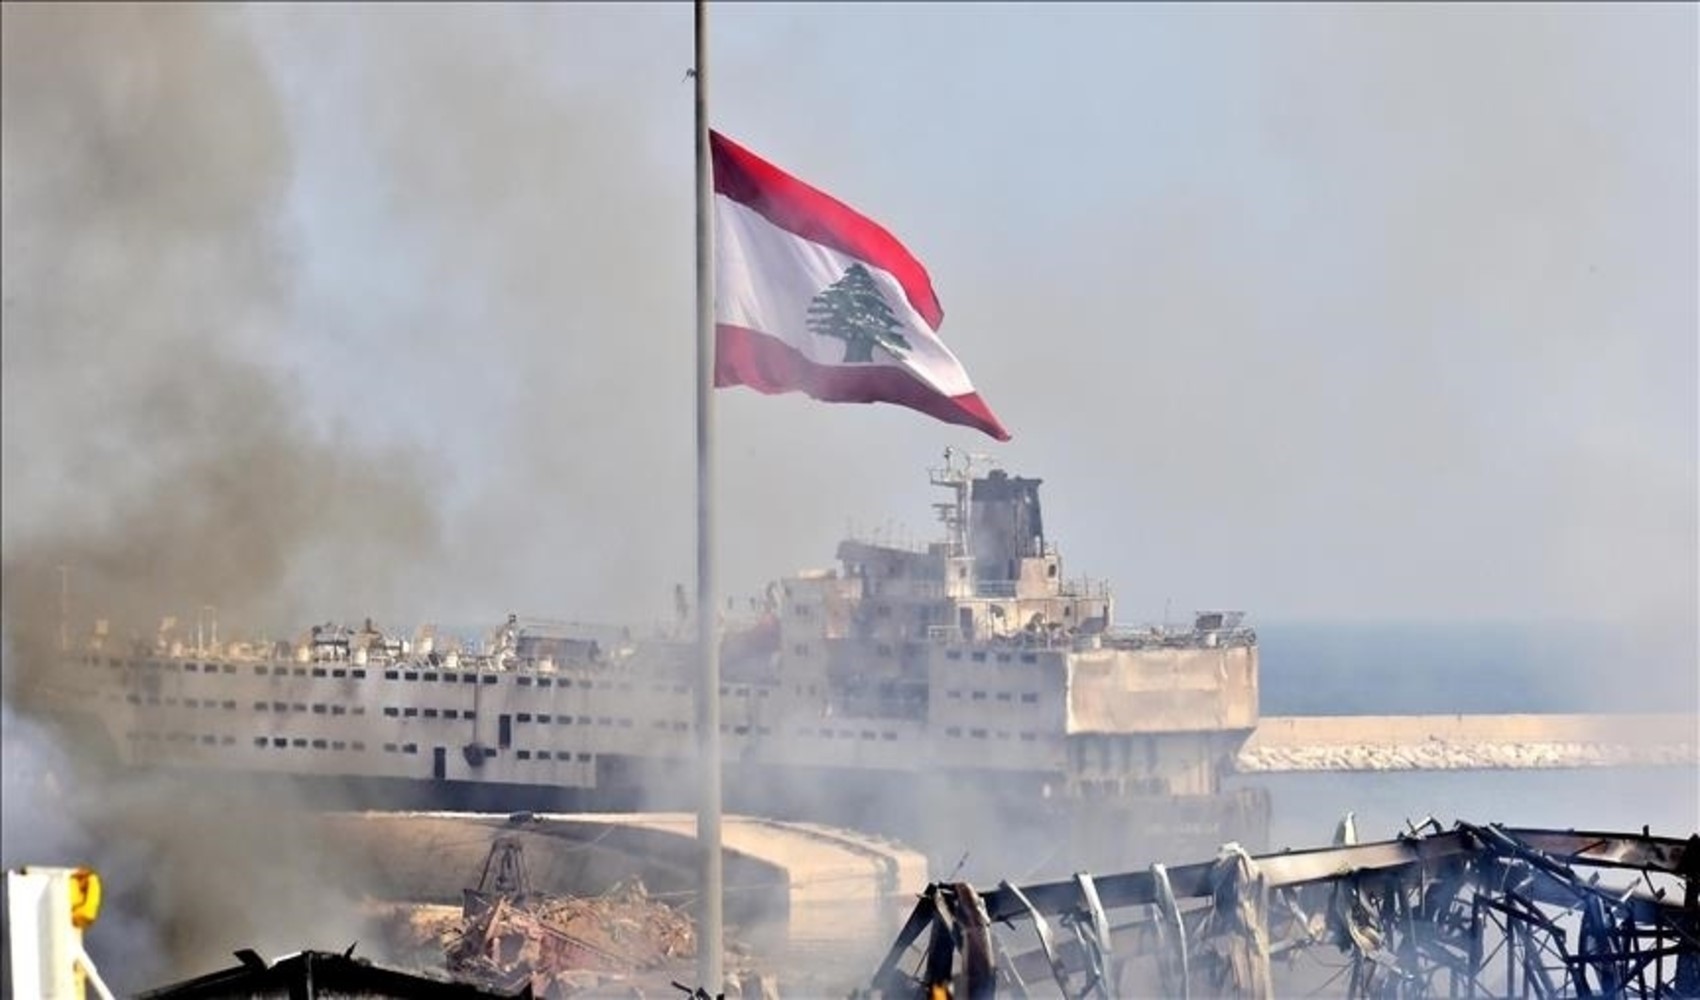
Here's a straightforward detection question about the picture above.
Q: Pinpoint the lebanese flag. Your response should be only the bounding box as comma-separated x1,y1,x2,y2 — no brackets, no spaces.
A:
711,131,1010,442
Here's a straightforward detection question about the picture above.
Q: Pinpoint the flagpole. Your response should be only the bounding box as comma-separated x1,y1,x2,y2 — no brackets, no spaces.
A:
692,0,724,994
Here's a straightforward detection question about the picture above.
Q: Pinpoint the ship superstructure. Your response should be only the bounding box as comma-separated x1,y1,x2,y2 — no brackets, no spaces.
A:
45,456,1267,871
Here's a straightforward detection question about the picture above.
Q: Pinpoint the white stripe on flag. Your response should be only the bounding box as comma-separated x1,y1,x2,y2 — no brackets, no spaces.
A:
714,195,977,398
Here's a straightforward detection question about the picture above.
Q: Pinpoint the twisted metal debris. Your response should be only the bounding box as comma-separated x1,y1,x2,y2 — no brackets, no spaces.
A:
867,822,1699,999
440,836,697,996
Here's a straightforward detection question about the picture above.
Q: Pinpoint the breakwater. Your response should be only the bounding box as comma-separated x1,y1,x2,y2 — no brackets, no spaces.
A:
1238,713,1697,772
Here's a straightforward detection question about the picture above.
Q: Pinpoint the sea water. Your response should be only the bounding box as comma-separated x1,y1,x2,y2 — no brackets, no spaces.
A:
1249,619,1698,844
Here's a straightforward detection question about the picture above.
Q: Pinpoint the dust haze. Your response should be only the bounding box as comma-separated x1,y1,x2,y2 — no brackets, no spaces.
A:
245,5,1697,675
1,3,432,988
2,1,1695,988
710,3,1698,711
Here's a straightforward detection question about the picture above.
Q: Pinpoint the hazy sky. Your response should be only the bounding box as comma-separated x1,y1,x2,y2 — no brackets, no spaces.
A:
5,3,1696,644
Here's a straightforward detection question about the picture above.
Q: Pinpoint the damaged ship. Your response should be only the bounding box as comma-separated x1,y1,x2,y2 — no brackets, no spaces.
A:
45,455,1269,873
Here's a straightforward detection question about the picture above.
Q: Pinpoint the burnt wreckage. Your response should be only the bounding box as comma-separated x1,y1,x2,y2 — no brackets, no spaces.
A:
867,821,1700,999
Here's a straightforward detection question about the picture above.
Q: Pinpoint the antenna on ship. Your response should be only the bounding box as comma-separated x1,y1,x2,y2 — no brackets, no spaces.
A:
57,565,69,653
193,604,218,656
930,447,999,562
930,448,969,558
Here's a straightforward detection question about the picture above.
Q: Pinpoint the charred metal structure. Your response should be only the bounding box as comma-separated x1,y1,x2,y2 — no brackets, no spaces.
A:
867,822,1700,999
137,947,530,1000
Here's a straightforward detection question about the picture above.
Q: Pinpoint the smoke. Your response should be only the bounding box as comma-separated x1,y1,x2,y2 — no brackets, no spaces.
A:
1,4,436,988
0,2,440,647
241,4,699,627
0,685,376,989
212,6,1698,668
2,3,1692,985
245,4,1035,627
0,693,162,983
240,4,1695,696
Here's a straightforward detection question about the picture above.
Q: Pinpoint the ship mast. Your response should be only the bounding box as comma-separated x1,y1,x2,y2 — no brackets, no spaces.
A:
930,447,996,576
57,565,69,653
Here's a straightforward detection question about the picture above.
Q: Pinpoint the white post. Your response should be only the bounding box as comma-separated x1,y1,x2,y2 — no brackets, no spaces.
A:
5,867,114,1000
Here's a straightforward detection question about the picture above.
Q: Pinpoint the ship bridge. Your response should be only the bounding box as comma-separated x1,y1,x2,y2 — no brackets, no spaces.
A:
812,455,1115,647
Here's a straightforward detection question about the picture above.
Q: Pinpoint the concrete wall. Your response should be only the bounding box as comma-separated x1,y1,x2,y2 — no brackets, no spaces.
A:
1064,731,1246,795
1066,646,1258,735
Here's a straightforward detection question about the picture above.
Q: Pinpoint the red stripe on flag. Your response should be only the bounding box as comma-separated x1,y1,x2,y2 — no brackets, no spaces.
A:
716,324,1010,442
711,131,945,331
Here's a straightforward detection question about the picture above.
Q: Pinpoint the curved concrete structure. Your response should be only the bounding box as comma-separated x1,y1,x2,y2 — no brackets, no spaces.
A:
318,811,928,952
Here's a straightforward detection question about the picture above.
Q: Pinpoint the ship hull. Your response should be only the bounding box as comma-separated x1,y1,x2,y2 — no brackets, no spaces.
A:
43,695,1269,879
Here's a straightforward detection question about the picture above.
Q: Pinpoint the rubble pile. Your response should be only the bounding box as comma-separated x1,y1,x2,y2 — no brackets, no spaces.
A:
444,880,696,997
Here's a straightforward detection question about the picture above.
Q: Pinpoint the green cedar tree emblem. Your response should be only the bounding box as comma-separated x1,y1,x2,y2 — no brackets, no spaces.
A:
806,262,912,363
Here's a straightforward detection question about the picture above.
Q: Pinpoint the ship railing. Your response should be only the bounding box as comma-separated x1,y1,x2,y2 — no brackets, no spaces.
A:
843,531,931,555
1059,579,1113,599
1101,625,1258,650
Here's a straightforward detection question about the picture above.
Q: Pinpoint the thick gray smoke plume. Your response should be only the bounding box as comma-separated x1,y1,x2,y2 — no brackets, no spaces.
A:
247,4,944,625
1,4,435,987
1,3,438,654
